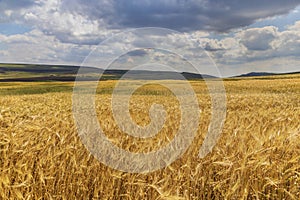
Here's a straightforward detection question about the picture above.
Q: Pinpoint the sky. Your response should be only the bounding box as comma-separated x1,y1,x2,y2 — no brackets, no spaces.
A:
0,0,300,77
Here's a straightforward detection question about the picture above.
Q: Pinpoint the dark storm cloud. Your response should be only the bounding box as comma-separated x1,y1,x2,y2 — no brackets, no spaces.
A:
2,0,297,45
1,0,300,33
0,0,36,9
111,0,300,32
127,49,148,57
0,0,37,22
58,0,300,33
203,42,225,52
1,0,300,46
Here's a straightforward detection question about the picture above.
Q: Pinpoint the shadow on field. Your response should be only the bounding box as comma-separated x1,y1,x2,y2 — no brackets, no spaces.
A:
0,83,73,95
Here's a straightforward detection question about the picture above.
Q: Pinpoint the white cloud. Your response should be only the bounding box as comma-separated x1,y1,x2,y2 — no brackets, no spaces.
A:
0,29,92,64
20,0,114,45
0,0,299,76
1,0,299,44
201,39,225,52
238,26,278,51
286,20,300,30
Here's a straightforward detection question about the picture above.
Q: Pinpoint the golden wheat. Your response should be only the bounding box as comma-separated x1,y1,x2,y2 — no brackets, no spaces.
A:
0,76,299,199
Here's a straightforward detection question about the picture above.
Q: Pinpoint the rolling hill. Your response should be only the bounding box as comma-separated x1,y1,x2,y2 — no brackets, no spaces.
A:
0,63,215,81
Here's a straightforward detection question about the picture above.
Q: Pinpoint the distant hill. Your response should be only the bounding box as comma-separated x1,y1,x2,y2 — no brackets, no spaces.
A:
0,63,215,82
235,71,300,78
1,63,299,82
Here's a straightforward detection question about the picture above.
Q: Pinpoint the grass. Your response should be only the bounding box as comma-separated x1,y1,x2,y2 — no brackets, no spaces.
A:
0,82,74,95
0,76,299,199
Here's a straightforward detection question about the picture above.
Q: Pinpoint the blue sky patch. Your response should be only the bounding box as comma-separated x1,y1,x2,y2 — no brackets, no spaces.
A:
0,23,32,35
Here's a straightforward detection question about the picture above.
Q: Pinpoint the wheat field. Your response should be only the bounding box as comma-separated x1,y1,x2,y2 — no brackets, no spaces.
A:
0,75,299,199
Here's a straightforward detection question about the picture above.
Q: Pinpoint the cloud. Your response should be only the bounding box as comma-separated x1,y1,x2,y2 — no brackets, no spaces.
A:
202,39,225,51
0,0,36,12
208,20,300,72
0,29,92,64
238,26,278,51
0,0,37,22
273,21,300,58
1,0,299,45
22,0,114,45
0,0,115,45
127,49,148,57
111,0,300,32
0,1,300,76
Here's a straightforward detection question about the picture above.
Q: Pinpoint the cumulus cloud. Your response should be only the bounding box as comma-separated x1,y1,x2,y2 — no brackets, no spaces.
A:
111,0,300,32
201,39,225,51
205,19,300,76
0,0,36,13
238,26,278,51
127,49,148,57
0,29,92,64
1,0,300,45
0,0,300,76
21,0,115,45
0,0,115,45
